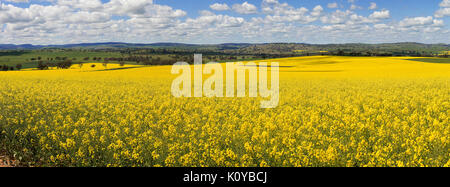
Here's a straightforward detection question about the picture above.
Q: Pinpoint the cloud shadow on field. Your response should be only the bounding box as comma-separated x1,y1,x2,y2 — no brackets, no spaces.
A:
90,66,146,72
406,58,450,64
281,70,344,73
302,61,344,65
241,65,296,68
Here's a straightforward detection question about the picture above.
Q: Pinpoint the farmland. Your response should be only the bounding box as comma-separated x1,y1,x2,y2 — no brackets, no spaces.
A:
0,56,449,167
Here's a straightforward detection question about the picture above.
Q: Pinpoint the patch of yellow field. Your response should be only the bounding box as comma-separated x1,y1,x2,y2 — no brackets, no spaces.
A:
438,51,450,56
0,56,448,167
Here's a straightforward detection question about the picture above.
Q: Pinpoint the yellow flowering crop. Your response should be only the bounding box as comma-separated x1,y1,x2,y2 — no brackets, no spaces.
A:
0,56,448,167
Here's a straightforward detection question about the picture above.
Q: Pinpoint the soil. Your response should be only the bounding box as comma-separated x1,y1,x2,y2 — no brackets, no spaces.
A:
0,150,17,167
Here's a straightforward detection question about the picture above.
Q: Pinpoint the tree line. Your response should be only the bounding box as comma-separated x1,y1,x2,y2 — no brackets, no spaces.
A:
1,64,22,71
37,60,72,70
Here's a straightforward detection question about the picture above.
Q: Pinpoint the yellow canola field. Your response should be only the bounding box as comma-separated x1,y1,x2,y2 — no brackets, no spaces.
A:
0,56,449,167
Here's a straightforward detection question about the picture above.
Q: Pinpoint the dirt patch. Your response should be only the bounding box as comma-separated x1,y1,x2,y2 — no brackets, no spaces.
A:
0,151,17,167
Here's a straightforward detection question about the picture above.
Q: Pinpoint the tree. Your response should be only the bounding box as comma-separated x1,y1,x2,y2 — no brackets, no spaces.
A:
16,64,22,70
56,59,72,69
102,61,109,69
1,65,9,71
37,61,48,70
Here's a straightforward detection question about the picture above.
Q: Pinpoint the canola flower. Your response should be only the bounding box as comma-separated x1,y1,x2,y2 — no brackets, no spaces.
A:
0,56,449,167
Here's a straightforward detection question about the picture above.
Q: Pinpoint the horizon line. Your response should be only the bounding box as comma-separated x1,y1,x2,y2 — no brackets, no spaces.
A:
1,41,449,46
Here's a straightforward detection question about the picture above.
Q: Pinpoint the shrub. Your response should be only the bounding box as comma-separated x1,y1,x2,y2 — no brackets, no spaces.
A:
16,64,22,70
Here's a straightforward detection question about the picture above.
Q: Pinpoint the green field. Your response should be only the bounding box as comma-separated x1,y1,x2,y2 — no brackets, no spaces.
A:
0,50,267,70
2,50,449,70
0,50,126,69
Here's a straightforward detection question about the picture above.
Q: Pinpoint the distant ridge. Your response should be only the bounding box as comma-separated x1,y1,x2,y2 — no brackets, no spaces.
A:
0,42,448,51
0,42,203,49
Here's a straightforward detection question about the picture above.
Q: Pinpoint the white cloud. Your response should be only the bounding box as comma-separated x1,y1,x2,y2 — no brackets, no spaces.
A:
349,14,374,24
311,5,323,17
232,2,258,14
4,0,29,3
435,1,450,17
0,4,32,23
432,19,444,27
369,2,377,10
57,0,103,11
399,16,433,27
327,3,338,9
104,0,152,16
260,1,321,24
350,4,362,10
373,23,390,30
263,0,279,4
0,0,448,44
435,8,450,17
369,10,390,19
440,0,450,7
64,11,110,24
210,3,230,11
320,10,352,24
184,11,244,28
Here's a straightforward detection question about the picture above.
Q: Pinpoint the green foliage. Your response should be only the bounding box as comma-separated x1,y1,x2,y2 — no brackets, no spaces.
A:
0,43,448,69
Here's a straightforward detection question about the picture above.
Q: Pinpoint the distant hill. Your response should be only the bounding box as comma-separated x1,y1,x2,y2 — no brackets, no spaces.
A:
225,42,450,55
0,42,448,55
0,42,207,50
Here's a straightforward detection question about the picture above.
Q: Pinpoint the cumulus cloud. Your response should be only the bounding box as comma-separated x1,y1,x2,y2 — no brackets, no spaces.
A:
311,5,324,17
350,4,362,10
0,0,448,44
369,10,390,19
64,11,110,24
399,16,434,27
263,0,279,4
327,3,338,9
435,0,450,17
104,0,152,16
0,3,34,24
232,2,258,14
440,0,450,7
373,23,390,30
369,2,377,10
210,3,230,11
260,1,322,23
432,19,444,27
435,8,450,17
4,0,29,3
57,0,103,11
0,0,189,44
184,11,244,28
321,10,352,24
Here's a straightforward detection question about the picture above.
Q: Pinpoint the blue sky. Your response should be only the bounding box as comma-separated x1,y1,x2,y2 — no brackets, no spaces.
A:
0,0,449,44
